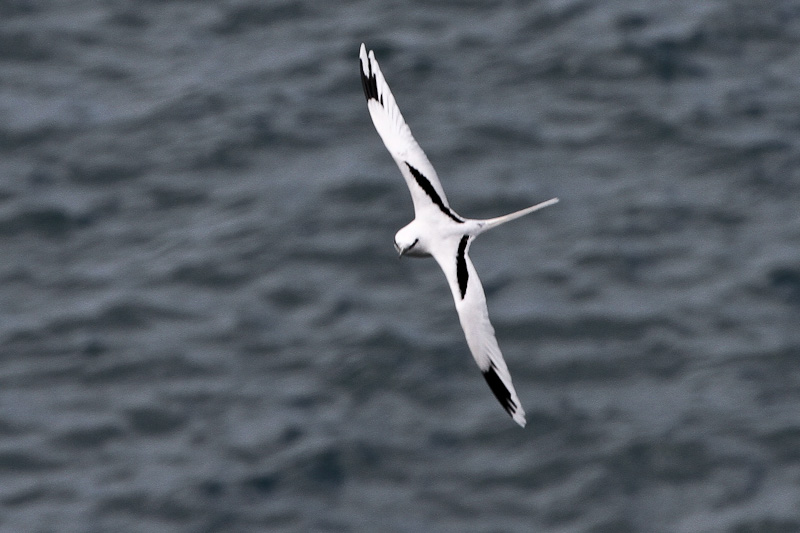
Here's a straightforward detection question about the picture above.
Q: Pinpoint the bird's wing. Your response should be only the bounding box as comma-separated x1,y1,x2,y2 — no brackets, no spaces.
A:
359,43,464,224
430,235,526,427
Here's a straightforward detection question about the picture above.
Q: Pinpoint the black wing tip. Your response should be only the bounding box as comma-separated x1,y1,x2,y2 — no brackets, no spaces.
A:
359,46,380,102
482,366,518,418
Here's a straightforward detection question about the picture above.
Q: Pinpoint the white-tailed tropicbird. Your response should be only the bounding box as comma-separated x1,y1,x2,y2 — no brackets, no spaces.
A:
359,43,558,427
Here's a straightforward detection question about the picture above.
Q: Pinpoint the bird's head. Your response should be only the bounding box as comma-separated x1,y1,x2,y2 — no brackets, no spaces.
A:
394,224,428,258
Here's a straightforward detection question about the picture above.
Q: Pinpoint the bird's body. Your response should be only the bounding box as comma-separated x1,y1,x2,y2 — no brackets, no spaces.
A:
359,43,558,427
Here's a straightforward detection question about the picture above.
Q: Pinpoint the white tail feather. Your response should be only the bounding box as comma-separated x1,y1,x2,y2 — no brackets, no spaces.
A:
478,197,558,232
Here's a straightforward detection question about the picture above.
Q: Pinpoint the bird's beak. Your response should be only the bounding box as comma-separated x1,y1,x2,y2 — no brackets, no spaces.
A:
394,242,404,258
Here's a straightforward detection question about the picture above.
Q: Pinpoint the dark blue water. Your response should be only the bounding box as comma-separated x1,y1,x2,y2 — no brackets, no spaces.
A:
2,1,800,531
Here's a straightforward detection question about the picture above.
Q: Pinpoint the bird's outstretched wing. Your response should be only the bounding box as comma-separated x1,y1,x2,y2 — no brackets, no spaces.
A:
430,235,527,427
359,43,464,224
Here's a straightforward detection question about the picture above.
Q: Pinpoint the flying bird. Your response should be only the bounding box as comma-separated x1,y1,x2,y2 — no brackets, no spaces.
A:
359,43,558,427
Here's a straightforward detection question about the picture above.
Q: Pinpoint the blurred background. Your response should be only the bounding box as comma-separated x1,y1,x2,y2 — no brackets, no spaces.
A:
2,1,800,531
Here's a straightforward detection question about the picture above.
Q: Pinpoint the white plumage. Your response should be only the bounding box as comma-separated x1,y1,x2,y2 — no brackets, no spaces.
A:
359,43,558,427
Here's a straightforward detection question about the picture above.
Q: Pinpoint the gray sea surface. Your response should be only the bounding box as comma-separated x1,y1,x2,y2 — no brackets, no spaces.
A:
2,1,800,532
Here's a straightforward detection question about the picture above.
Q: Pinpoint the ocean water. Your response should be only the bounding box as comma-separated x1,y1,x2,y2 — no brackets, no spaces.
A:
2,1,800,532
